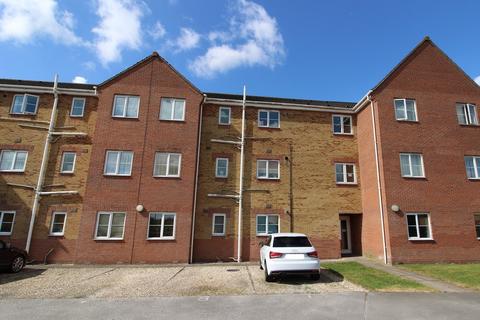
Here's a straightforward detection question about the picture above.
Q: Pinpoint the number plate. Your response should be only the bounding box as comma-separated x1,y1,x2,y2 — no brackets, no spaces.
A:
284,254,304,260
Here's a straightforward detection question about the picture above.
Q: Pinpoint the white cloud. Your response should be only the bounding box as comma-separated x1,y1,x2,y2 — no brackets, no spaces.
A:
72,76,87,84
92,0,146,66
82,61,96,71
168,27,200,52
150,21,166,40
189,0,284,78
0,0,82,44
475,76,480,85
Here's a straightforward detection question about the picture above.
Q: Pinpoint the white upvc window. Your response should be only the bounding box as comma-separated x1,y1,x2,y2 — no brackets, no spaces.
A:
160,98,185,121
332,115,353,134
456,103,478,125
394,98,417,121
335,163,357,184
104,151,133,176
95,212,126,240
0,150,28,172
475,215,480,239
70,97,86,117
215,158,229,178
256,215,279,236
258,110,280,128
147,212,176,240
399,153,425,178
60,152,76,173
153,152,181,177
10,94,39,115
257,160,280,180
212,214,226,236
219,107,231,125
112,95,139,118
49,212,67,236
465,156,480,179
406,213,432,240
0,211,15,236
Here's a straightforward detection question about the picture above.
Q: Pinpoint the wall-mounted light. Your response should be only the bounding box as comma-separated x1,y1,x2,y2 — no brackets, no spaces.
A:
391,204,400,213
136,204,144,213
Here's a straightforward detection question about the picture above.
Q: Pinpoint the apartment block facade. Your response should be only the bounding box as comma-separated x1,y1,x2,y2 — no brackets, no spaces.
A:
1,37,479,264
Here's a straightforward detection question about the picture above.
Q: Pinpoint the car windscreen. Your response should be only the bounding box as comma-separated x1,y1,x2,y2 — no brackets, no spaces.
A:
272,236,311,247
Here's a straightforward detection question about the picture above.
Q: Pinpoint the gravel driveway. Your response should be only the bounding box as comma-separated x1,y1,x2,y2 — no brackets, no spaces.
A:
0,264,363,298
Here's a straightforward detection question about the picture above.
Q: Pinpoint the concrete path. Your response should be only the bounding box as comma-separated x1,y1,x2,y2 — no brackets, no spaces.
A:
354,257,471,292
0,293,479,320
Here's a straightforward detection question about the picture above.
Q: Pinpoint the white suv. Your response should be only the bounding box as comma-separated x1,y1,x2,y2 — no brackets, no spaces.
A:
259,233,320,282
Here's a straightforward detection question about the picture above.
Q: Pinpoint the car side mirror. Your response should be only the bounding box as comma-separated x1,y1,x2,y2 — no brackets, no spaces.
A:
259,241,265,247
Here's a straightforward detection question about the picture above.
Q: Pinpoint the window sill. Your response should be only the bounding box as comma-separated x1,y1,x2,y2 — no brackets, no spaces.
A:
257,178,280,181
9,112,37,116
60,172,75,175
112,116,139,120
147,238,176,241
256,234,270,237
159,119,186,123
396,119,419,123
402,176,426,180
218,123,231,126
467,178,480,181
49,234,65,237
0,170,25,174
336,182,358,186
408,238,434,241
258,126,281,130
70,115,84,118
333,133,354,136
94,238,124,241
0,233,12,236
103,174,132,177
459,124,480,127
153,175,181,179
212,234,226,237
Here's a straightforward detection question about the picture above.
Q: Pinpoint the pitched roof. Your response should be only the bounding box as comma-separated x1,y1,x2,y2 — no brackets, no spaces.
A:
0,78,95,90
205,92,356,109
371,36,480,93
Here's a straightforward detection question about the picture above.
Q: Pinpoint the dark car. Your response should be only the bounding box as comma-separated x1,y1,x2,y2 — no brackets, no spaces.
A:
0,240,27,273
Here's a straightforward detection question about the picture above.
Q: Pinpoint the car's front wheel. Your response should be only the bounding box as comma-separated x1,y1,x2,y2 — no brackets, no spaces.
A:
264,261,274,282
10,255,25,273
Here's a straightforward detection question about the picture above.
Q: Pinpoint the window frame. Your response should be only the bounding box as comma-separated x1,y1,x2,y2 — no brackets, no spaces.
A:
215,157,229,178
112,95,140,119
153,152,182,178
70,97,86,117
212,213,226,236
160,98,186,121
406,213,433,241
332,115,353,135
103,151,134,176
474,214,480,240
10,94,39,115
147,212,176,240
60,152,77,174
258,109,280,128
94,212,126,240
335,163,357,185
49,212,67,236
399,153,425,178
256,214,280,236
256,159,280,180
218,107,231,125
465,156,480,180
0,150,28,172
394,98,418,122
0,211,16,236
456,103,478,126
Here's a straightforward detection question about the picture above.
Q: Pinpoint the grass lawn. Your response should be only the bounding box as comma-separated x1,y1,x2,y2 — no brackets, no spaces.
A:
323,261,431,292
400,263,480,290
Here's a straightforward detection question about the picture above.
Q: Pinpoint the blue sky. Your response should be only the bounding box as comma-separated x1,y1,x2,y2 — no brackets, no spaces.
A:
0,0,479,102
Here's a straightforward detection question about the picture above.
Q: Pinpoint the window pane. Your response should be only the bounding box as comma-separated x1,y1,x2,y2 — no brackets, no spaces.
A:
118,152,132,174
257,160,267,178
51,223,64,233
149,213,162,226
110,226,124,238
267,216,279,234
417,214,429,226
259,111,268,127
62,153,75,172
13,151,27,170
216,159,227,177
105,152,118,174
98,214,110,226
12,96,24,113
408,226,418,238
400,154,411,176
411,155,423,177
268,161,279,179
343,117,352,133
149,226,161,238
406,100,416,121
112,213,125,226
468,104,478,125
126,97,139,117
333,116,342,133
346,165,355,182
220,108,230,124
164,214,175,227
407,215,416,226
113,96,126,116
257,216,266,234
53,214,65,224
72,99,85,116
160,99,173,119
0,151,14,170
214,224,224,234
335,164,344,182
154,153,168,176
2,213,14,223
25,95,38,113
168,154,180,176
173,100,185,120
418,226,430,238
96,225,108,237
395,100,406,120
465,157,476,178
269,112,279,127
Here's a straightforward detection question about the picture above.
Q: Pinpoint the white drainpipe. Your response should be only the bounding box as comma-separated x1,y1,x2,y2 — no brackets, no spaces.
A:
25,75,59,253
237,86,246,262
370,97,388,264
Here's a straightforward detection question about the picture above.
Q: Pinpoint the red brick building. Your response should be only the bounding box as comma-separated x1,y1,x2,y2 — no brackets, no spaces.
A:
1,37,479,264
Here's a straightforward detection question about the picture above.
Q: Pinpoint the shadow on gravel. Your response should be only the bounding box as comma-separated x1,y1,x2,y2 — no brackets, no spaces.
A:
0,267,46,285
273,269,344,285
